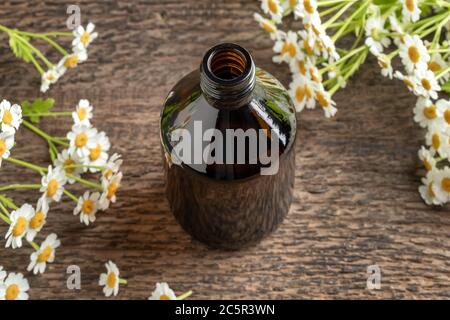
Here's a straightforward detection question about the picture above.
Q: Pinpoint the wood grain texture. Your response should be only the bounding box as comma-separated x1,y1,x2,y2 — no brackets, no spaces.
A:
0,0,449,300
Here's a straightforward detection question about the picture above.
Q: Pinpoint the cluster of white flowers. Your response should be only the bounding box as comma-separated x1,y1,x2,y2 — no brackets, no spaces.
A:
98,260,189,299
255,0,339,117
41,23,98,93
0,99,22,167
57,99,123,225
363,0,450,205
0,266,29,300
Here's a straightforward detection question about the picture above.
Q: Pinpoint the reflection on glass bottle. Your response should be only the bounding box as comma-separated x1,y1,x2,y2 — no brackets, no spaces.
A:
160,43,297,249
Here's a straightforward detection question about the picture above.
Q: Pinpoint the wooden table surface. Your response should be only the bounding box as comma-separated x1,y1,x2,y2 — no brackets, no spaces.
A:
0,0,449,300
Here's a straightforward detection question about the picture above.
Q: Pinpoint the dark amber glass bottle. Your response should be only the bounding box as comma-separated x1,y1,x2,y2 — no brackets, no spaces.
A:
160,43,296,249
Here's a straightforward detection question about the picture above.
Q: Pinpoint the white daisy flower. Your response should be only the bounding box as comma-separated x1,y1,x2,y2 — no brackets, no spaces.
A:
376,54,393,79
273,31,302,63
99,172,123,210
58,47,88,71
436,99,450,126
399,35,429,73
428,52,450,84
294,0,320,24
253,13,282,40
74,191,100,226
0,131,15,167
413,97,440,128
0,266,6,283
54,149,85,184
434,167,450,203
149,282,177,300
85,131,110,172
401,0,421,23
26,198,49,242
419,169,443,205
298,30,320,58
413,68,441,99
0,99,22,133
394,70,418,93
425,124,450,157
40,66,64,93
27,233,60,275
289,75,316,112
314,84,337,118
5,204,33,249
40,165,67,203
67,124,98,158
388,15,406,46
319,33,340,62
0,273,29,300
418,146,436,172
72,99,94,126
103,153,123,180
261,0,283,23
72,22,98,50
289,58,314,77
365,16,391,55
99,261,121,297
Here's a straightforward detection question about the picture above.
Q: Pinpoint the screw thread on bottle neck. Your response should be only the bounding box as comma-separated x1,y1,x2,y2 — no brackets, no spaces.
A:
200,43,256,109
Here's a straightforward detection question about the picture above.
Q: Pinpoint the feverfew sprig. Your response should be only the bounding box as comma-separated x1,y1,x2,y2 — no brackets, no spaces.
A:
0,22,98,93
0,97,123,298
256,0,450,205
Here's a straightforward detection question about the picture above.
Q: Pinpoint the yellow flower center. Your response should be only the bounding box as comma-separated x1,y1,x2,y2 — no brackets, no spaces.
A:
298,60,307,75
289,0,298,8
82,199,94,215
64,158,75,174
104,169,113,179
107,272,117,288
304,0,315,14
422,159,432,171
37,245,53,263
5,284,19,300
268,0,278,14
80,32,90,45
261,21,275,33
75,132,88,148
46,73,55,81
89,144,102,161
423,105,437,119
421,78,432,91
64,55,79,68
281,42,297,58
29,211,45,230
428,183,435,198
47,179,59,197
107,182,118,200
403,78,414,89
405,0,415,12
12,216,27,237
316,91,330,108
432,133,440,150
295,86,306,103
303,40,313,56
77,107,87,120
160,294,171,300
2,109,12,125
408,45,420,64
310,68,321,82
0,139,6,157
442,178,450,193
444,110,450,125
428,61,441,72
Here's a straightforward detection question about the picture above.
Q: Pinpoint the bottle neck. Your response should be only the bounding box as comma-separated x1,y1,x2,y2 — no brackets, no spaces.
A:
200,43,256,109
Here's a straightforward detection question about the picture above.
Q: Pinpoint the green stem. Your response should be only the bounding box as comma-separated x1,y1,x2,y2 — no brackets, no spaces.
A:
118,278,128,285
0,184,41,192
331,0,370,41
23,112,72,117
0,202,11,219
323,0,356,30
28,240,40,251
0,211,11,224
6,157,46,174
64,189,79,203
22,119,69,147
15,33,53,68
177,290,193,300
436,66,450,80
320,45,366,74
67,174,103,191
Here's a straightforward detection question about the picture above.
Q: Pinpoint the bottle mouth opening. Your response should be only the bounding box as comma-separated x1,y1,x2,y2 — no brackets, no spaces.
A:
203,43,253,84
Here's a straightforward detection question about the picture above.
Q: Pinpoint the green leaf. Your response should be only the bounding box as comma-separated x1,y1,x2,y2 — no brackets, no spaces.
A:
21,98,55,124
8,33,32,63
0,195,16,210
